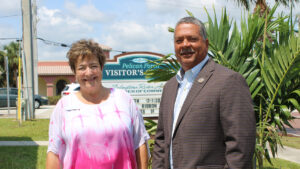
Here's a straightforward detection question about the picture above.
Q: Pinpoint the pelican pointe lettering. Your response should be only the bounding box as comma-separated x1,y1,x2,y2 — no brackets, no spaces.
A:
103,54,158,80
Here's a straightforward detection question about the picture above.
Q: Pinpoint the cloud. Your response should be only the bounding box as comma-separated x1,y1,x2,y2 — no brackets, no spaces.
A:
0,0,21,47
102,21,174,56
145,0,218,13
0,24,18,38
0,24,20,48
12,0,300,62
37,6,93,41
0,0,20,15
65,1,110,23
38,7,63,25
36,6,96,60
143,0,247,30
37,42,69,61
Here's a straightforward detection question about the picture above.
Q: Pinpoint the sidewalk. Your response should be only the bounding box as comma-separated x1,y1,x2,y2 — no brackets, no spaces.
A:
0,141,48,146
270,146,300,164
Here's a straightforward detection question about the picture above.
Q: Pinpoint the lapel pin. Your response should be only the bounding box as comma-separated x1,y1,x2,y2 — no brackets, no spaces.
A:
198,78,205,83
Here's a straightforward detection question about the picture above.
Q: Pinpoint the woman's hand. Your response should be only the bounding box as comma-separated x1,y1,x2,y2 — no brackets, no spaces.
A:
135,142,148,169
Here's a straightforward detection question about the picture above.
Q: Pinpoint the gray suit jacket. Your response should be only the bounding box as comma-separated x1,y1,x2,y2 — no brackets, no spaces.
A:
152,59,256,169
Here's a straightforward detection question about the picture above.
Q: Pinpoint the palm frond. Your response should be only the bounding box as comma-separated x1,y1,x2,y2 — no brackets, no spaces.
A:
144,54,180,82
144,119,158,136
261,35,300,122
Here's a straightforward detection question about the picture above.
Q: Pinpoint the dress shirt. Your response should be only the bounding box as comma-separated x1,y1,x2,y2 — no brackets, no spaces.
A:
170,55,209,169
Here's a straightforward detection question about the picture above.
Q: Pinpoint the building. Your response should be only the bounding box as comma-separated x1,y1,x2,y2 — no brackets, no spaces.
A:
38,61,74,96
37,43,111,97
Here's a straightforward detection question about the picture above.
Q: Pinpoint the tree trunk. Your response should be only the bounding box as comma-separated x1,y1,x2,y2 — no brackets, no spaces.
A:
254,0,268,16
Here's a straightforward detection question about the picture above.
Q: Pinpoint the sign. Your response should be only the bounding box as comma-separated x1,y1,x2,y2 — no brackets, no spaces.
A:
102,52,165,117
103,81,164,117
103,53,160,80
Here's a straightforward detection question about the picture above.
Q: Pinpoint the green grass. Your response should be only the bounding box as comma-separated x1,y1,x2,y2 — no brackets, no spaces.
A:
0,119,49,141
0,119,299,169
1,147,299,169
262,158,300,169
0,146,47,169
281,136,300,149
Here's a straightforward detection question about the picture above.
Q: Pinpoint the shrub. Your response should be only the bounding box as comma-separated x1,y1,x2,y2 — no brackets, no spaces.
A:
48,95,61,105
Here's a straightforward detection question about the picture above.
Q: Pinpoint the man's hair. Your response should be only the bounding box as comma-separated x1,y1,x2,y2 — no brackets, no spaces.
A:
175,16,207,40
67,39,106,73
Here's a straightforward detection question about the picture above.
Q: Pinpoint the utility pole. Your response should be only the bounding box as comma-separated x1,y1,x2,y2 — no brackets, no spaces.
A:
32,0,38,95
22,0,35,119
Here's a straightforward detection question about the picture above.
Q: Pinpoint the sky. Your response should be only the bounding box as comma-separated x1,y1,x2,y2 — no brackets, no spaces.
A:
0,0,299,61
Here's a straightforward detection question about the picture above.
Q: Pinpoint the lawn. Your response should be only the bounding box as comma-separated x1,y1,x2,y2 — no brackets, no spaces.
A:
0,119,300,169
0,118,49,141
0,146,47,169
281,136,300,149
0,146,299,169
1,118,298,149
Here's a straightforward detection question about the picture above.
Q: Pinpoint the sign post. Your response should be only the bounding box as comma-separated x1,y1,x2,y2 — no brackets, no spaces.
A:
5,56,10,114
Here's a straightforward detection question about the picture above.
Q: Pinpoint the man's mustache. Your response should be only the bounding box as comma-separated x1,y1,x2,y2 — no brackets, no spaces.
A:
180,48,195,55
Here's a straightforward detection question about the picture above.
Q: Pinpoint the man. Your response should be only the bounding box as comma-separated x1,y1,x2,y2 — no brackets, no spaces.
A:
152,17,256,169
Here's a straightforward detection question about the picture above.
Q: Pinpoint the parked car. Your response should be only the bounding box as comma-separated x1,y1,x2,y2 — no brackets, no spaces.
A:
61,83,80,96
0,88,48,109
33,94,48,109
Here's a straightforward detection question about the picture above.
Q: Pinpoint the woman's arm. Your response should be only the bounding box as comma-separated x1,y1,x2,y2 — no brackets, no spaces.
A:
46,152,60,169
135,143,148,169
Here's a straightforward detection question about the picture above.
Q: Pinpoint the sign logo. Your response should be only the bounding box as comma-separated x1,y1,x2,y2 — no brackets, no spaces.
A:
132,58,148,64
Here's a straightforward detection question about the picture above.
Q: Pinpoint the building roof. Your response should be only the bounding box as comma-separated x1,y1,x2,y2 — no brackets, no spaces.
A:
99,44,112,51
38,61,74,75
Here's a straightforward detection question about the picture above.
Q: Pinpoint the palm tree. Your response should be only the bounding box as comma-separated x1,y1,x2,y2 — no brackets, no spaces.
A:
0,51,6,86
232,0,299,11
0,42,21,87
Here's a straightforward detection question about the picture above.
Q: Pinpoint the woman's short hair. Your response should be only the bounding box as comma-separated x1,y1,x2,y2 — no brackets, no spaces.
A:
67,39,106,73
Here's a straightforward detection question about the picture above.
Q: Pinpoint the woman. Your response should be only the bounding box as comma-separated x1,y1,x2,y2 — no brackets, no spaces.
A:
46,39,149,169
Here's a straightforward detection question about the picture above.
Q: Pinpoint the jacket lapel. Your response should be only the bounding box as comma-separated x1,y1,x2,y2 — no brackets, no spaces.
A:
172,59,215,139
166,77,179,141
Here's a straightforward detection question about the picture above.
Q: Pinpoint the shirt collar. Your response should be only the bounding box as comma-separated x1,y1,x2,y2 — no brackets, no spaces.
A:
176,55,209,83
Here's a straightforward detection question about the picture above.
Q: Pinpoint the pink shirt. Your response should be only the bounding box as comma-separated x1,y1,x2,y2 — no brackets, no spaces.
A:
48,88,149,169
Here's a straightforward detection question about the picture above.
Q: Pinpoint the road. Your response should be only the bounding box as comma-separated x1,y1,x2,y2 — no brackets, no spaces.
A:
0,105,55,119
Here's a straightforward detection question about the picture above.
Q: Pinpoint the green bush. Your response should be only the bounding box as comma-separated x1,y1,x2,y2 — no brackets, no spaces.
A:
48,95,61,105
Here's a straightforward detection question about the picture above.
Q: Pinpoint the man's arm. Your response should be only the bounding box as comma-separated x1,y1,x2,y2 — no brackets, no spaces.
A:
136,143,148,169
220,73,256,169
152,90,166,169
